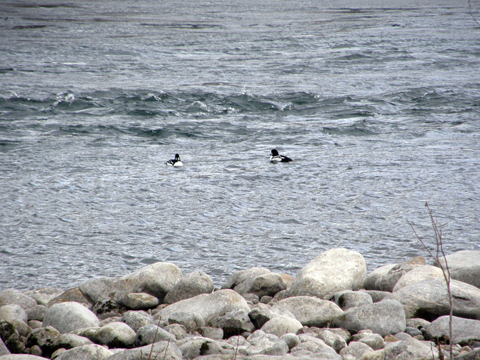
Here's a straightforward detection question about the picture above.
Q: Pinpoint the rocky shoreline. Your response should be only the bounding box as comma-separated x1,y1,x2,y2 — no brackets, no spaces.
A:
1,248,480,360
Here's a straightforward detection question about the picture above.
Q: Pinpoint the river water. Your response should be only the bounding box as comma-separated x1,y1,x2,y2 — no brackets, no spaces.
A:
1,0,479,291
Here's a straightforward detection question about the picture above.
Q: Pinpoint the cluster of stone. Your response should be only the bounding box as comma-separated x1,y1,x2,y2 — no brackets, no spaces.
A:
1,248,480,360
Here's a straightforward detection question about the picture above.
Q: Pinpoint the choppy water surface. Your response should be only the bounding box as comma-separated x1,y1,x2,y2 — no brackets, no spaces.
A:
1,0,479,290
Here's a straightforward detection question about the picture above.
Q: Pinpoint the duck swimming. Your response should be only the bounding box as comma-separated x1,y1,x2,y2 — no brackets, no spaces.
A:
166,154,183,167
270,149,292,163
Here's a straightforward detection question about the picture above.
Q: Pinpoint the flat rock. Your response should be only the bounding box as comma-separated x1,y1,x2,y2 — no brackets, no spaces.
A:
289,248,366,299
436,250,480,289
0,290,36,310
271,296,343,327
79,262,182,304
42,302,100,333
392,265,444,292
387,278,480,320
120,292,159,310
156,289,250,324
164,271,214,304
425,315,480,345
374,257,426,292
54,344,113,360
332,299,406,337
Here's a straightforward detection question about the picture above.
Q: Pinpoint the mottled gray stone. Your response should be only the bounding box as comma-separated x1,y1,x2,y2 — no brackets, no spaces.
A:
91,321,136,348
0,304,28,324
393,265,444,292
272,296,343,327
164,271,214,304
333,290,373,310
261,314,303,337
23,288,64,306
120,292,159,310
340,341,374,360
120,310,154,332
387,278,480,320
290,248,366,299
168,311,205,332
374,257,426,292
333,299,406,337
135,324,176,346
363,264,396,291
54,344,113,360
156,289,250,324
0,289,36,310
43,302,99,333
79,262,182,304
425,315,480,345
436,250,480,289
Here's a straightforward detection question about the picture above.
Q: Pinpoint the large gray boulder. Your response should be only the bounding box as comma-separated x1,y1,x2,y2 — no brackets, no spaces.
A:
42,302,100,333
0,290,36,310
54,344,113,360
425,315,480,344
290,248,366,299
164,271,214,304
222,268,287,298
436,250,480,289
271,296,343,327
387,278,480,320
392,265,444,292
156,289,250,324
374,257,426,292
79,262,182,304
332,299,406,337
